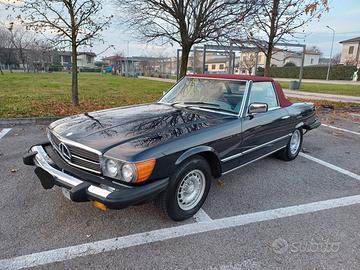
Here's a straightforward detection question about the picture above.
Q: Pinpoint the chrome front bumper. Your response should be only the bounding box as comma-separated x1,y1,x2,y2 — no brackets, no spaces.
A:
24,144,169,209
31,145,113,199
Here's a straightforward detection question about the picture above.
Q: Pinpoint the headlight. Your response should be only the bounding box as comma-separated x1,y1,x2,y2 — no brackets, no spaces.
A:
121,163,136,182
105,159,119,177
102,157,156,183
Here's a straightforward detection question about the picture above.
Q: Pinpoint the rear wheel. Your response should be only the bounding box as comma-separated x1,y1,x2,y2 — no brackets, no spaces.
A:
276,129,303,161
156,156,212,221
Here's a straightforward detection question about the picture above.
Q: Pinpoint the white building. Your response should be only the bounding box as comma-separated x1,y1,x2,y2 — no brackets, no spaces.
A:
58,51,96,69
283,50,321,66
339,37,360,66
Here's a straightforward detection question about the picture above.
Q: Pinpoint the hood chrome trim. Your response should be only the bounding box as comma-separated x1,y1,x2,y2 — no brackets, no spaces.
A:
49,130,102,156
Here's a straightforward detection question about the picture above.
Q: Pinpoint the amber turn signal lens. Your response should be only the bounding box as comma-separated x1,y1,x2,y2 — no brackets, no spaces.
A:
93,201,107,211
135,159,156,183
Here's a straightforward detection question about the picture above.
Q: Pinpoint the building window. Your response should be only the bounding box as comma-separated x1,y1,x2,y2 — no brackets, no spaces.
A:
349,46,354,54
258,55,262,62
86,55,92,63
310,58,314,64
62,55,71,63
211,64,216,70
219,64,224,70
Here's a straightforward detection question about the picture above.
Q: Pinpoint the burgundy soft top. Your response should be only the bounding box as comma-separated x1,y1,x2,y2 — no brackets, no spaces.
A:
187,74,292,108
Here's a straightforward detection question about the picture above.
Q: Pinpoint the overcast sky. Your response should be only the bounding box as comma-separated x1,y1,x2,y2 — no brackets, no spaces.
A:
1,0,359,60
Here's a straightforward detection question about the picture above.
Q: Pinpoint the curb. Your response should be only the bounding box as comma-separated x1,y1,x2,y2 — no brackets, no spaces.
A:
0,117,62,126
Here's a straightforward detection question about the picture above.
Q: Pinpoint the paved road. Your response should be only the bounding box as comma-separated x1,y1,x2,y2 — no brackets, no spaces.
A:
0,113,360,269
138,76,360,104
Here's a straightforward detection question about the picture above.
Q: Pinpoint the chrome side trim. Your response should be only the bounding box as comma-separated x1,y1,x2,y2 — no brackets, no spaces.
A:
222,145,287,175
32,145,83,188
221,133,292,162
269,107,281,111
88,185,111,198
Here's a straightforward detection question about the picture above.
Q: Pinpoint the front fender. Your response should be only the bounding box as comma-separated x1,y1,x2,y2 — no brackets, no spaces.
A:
175,146,219,165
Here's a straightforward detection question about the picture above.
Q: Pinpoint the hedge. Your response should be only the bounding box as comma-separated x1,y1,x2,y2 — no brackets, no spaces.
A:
257,65,359,81
79,67,101,73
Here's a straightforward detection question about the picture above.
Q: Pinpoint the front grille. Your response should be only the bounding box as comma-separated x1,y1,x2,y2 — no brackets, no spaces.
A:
48,131,101,174
67,145,99,162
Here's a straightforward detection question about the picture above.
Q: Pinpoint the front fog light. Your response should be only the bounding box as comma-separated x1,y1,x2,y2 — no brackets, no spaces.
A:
105,159,118,177
121,163,136,182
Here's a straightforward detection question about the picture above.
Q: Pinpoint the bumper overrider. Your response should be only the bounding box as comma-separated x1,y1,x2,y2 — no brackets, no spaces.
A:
23,143,169,210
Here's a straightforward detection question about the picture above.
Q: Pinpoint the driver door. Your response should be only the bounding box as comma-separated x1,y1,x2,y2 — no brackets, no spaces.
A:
239,81,292,165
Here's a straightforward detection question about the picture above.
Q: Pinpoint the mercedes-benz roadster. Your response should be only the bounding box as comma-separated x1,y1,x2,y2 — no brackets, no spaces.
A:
23,74,320,221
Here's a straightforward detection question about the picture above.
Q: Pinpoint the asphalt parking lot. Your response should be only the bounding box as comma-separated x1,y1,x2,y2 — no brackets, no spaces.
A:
0,112,359,270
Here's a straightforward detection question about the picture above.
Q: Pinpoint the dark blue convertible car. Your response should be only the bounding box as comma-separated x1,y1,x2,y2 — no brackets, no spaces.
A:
24,74,320,220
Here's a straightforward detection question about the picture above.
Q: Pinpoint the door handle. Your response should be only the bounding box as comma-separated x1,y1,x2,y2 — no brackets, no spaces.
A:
281,115,290,120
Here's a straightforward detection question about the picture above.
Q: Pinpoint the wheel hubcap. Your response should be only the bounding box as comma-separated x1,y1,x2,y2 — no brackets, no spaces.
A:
290,130,301,155
177,169,206,211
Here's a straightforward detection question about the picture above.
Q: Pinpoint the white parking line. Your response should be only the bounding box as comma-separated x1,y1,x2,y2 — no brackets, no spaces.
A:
0,128,11,139
321,124,360,136
299,153,360,181
193,208,212,223
2,194,360,270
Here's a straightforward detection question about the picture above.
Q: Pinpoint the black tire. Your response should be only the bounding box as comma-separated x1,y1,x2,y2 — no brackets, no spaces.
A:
155,156,212,221
276,128,303,161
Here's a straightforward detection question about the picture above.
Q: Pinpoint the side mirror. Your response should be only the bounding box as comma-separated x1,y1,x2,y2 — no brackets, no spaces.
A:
248,103,268,114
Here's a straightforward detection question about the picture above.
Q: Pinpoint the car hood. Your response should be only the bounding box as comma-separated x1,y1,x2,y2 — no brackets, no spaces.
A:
49,103,231,154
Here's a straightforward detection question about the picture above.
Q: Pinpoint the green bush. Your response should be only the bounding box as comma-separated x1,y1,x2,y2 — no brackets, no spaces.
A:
48,64,63,72
79,67,101,73
256,66,265,76
284,62,296,67
268,65,359,80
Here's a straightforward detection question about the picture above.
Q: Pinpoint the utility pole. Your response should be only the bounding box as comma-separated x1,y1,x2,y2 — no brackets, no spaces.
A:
326,25,335,81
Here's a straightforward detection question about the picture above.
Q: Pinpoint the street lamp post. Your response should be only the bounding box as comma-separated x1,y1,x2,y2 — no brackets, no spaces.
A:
326,25,335,81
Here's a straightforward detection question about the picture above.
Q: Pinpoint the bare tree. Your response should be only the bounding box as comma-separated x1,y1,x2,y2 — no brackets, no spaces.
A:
117,0,257,78
9,0,112,106
7,24,37,71
0,26,11,74
241,53,257,74
246,0,329,76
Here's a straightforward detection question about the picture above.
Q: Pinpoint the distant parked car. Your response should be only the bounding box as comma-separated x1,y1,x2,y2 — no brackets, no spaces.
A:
23,74,320,221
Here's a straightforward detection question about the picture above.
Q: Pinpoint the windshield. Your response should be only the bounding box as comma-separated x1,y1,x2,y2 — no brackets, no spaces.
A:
159,77,247,114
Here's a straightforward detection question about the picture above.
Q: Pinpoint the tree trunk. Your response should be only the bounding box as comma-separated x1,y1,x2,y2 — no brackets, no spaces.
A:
264,0,279,77
179,44,191,78
71,43,79,106
264,43,274,76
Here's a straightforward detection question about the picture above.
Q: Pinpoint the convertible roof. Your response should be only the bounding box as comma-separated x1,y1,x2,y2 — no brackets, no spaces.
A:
187,73,292,108
187,74,274,82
